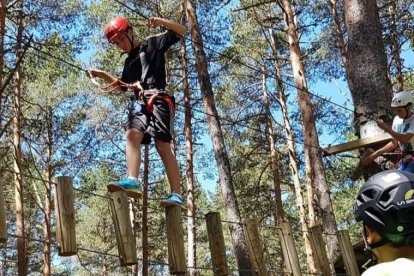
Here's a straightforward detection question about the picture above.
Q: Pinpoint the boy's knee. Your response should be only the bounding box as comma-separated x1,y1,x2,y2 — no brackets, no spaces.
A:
126,129,141,141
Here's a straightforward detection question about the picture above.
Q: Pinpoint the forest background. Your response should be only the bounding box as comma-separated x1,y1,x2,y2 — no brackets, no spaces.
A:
1,0,414,275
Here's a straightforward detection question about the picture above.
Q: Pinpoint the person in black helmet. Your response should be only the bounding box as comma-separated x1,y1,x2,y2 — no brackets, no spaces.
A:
354,170,414,275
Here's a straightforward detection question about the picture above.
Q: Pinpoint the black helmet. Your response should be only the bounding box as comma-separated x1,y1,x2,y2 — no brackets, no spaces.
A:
354,170,414,244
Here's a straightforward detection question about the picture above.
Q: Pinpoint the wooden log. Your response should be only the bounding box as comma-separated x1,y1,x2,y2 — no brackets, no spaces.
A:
243,219,268,276
277,222,302,276
323,132,391,155
205,212,229,275
337,230,360,276
54,176,77,256
0,182,7,242
309,225,331,276
165,205,186,274
109,191,137,266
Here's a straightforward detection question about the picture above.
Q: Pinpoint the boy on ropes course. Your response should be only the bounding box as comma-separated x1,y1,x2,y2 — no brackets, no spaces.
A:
87,16,186,209
362,91,414,173
354,170,414,275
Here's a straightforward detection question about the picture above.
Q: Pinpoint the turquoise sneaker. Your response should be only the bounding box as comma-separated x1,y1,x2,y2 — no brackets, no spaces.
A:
107,178,142,199
160,192,186,210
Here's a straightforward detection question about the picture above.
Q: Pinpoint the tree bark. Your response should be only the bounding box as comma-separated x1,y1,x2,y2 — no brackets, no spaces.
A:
267,26,318,273
184,0,252,273
261,68,284,224
0,0,5,105
344,0,393,125
14,2,27,274
389,2,404,91
281,0,339,264
142,145,149,276
330,0,354,93
43,107,53,276
181,7,197,275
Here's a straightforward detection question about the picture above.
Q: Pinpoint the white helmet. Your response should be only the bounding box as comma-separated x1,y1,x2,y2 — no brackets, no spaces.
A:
391,91,414,107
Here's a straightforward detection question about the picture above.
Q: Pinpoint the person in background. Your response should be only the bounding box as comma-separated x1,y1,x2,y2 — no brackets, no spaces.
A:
362,91,414,173
354,170,414,275
87,16,186,209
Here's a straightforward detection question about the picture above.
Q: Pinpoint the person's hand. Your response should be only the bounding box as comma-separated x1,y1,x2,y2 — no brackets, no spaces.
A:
146,17,161,29
361,154,376,166
86,69,98,78
376,119,387,130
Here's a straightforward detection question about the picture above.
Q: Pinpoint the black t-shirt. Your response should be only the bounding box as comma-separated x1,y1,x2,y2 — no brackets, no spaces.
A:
121,30,180,90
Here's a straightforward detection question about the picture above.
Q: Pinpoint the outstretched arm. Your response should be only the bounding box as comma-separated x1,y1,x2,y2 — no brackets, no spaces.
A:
147,17,186,37
87,69,122,94
87,69,118,85
362,140,398,166
377,119,414,144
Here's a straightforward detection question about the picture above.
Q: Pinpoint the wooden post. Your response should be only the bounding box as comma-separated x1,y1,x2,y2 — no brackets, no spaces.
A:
309,225,331,276
54,176,77,256
205,212,229,275
337,230,360,276
109,191,137,266
277,222,302,276
165,205,186,274
0,182,6,242
243,219,268,276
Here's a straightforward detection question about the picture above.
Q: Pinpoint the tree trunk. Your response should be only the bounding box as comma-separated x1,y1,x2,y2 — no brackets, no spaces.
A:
14,2,27,274
142,145,149,276
344,0,393,126
268,27,318,273
389,2,404,91
330,0,354,93
261,68,284,223
43,107,53,276
281,0,339,265
0,0,5,105
181,8,197,275
184,0,252,273
130,200,138,276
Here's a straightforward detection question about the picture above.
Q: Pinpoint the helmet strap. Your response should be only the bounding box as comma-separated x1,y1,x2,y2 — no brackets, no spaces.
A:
126,28,136,52
362,223,389,265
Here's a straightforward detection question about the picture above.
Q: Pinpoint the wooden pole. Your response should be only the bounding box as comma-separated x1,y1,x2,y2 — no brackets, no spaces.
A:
309,225,331,276
243,219,268,276
0,182,6,242
109,191,137,266
277,222,302,276
205,212,229,275
337,230,360,276
165,205,186,274
54,176,77,256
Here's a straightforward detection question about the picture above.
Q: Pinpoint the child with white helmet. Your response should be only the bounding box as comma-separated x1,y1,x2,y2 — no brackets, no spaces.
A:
363,91,414,173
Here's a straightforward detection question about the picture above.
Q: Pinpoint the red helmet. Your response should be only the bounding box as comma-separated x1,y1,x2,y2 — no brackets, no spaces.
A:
104,17,132,42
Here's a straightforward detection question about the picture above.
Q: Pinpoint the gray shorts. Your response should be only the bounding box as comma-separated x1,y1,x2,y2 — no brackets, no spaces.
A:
126,93,175,144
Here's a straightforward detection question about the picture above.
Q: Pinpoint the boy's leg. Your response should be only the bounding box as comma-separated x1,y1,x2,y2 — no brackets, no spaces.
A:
155,140,185,209
126,128,145,178
107,128,144,198
155,140,180,193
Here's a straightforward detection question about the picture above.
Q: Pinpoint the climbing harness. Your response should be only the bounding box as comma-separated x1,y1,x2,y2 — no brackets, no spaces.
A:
87,71,174,114
145,91,175,114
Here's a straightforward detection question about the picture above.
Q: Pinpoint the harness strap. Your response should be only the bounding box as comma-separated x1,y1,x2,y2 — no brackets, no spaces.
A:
146,93,175,114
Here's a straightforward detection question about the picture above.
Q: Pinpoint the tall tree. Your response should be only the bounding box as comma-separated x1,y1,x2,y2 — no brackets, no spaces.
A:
280,0,339,264
344,0,393,129
13,0,27,274
184,0,252,273
180,7,198,275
